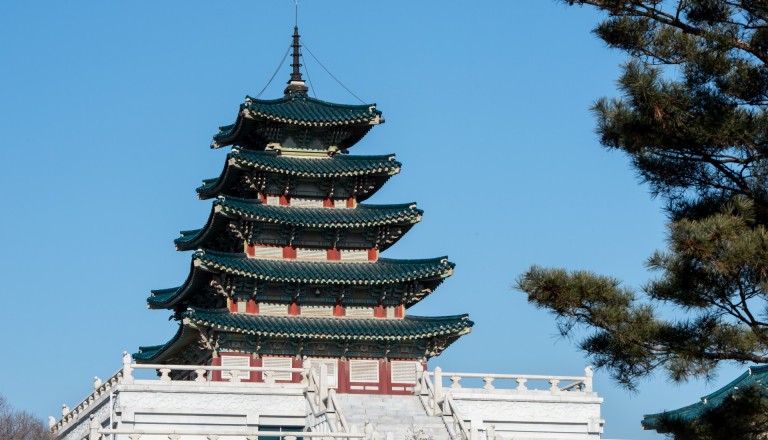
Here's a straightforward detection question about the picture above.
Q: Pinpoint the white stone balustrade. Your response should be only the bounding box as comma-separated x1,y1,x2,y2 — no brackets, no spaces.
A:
52,353,311,436
429,366,594,394
52,355,600,440
97,430,364,439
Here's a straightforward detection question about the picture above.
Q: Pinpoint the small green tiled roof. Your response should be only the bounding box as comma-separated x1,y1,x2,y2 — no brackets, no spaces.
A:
196,250,453,284
148,251,453,309
186,308,473,341
642,365,768,432
197,149,400,199
212,93,383,149
216,93,381,136
175,196,422,250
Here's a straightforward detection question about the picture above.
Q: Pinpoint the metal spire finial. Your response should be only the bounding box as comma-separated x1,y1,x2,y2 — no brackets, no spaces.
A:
285,2,308,95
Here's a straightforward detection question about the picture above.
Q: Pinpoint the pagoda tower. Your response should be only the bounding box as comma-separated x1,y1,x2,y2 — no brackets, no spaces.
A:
133,27,473,395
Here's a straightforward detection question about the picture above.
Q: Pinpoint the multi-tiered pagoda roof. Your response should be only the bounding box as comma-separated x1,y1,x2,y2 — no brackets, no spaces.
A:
135,27,471,392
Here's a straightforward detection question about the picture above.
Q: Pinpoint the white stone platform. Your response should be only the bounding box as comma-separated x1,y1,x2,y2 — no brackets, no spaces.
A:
51,354,603,440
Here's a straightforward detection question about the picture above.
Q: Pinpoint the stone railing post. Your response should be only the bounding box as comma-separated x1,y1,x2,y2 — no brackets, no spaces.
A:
319,363,329,403
195,369,207,382
482,376,495,390
159,368,172,382
434,366,443,402
549,379,560,393
122,351,134,383
584,365,593,392
469,418,480,440
487,425,496,440
301,358,311,385
450,375,462,388
515,377,527,391
88,415,99,440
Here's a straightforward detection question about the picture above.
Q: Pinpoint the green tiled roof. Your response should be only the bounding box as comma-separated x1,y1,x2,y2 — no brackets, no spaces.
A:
197,149,400,199
212,93,383,149
185,308,473,341
642,365,768,432
134,310,473,363
133,324,197,362
148,251,453,309
175,196,422,250
216,93,381,136
197,250,453,284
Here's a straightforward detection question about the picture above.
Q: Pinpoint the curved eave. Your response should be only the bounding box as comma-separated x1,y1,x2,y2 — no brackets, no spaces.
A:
196,150,401,201
133,323,198,364
185,308,473,342
642,365,768,431
196,251,455,285
149,251,454,310
212,94,382,149
176,197,422,252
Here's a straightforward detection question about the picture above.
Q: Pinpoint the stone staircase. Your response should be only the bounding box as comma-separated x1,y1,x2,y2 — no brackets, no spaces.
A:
334,394,452,440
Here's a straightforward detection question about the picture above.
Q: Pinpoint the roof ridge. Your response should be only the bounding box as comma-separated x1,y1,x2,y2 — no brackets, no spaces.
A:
244,94,377,110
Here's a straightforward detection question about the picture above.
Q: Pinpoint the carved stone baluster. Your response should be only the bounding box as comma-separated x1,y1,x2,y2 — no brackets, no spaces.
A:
263,370,274,384
549,379,560,392
122,351,134,383
230,370,241,383
515,377,527,391
584,365,593,392
301,358,311,385
450,375,462,388
482,376,495,390
195,369,207,382
88,415,99,440
159,368,172,382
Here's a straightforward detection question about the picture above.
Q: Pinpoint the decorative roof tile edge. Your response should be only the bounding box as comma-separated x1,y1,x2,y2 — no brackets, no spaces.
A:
183,308,473,341
134,309,473,363
147,251,454,309
196,150,401,198
642,365,768,431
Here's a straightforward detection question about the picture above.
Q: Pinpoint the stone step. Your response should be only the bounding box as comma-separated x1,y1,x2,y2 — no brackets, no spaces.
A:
333,394,451,440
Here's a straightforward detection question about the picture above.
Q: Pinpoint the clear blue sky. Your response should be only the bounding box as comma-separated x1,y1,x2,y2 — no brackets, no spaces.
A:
0,2,744,439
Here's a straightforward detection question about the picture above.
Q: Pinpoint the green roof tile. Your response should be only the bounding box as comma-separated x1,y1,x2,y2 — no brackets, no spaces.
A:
134,310,473,363
642,365,768,432
175,196,422,250
185,308,473,341
148,251,454,309
215,94,381,137
197,149,400,199
196,250,453,285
